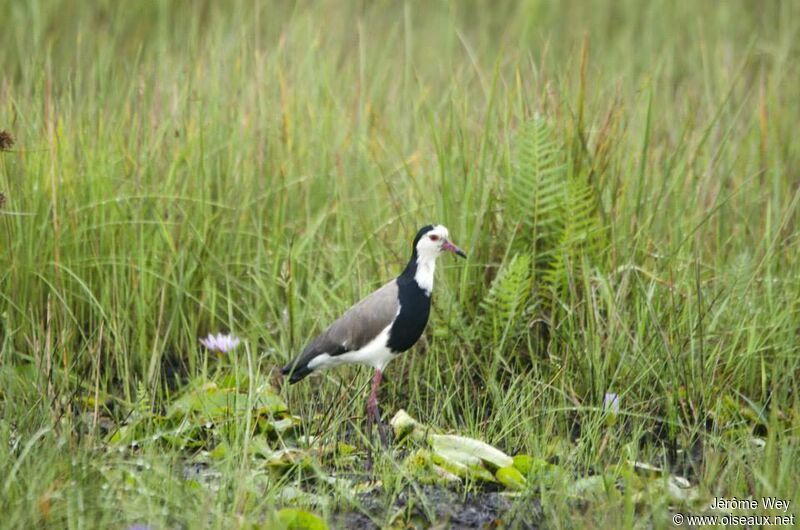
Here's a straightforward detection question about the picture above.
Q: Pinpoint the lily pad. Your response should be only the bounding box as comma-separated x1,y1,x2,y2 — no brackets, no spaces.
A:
430,450,496,483
400,449,461,485
496,466,526,490
511,454,559,481
390,410,525,488
169,382,287,421
430,434,514,471
390,409,428,441
276,508,328,530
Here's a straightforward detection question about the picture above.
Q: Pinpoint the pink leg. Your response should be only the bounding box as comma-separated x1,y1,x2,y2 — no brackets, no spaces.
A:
367,369,382,421
366,369,388,448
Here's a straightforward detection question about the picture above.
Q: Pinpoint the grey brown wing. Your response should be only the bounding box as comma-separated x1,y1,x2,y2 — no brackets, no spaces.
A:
281,280,399,382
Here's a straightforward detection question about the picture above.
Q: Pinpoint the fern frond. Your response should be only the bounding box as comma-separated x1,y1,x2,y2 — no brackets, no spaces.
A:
479,254,532,345
509,118,567,260
134,379,152,419
509,117,605,298
543,172,604,293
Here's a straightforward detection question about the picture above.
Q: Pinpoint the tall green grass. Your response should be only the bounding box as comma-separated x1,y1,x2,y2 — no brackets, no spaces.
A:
1,0,799,527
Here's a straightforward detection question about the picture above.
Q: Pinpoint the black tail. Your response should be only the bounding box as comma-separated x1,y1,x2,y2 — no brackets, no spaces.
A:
281,360,313,384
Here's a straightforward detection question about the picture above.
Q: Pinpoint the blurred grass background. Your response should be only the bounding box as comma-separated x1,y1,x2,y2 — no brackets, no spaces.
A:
1,0,799,528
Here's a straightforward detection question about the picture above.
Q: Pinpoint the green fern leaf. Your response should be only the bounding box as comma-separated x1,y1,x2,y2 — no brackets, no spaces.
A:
479,254,532,344
509,118,604,298
509,117,567,263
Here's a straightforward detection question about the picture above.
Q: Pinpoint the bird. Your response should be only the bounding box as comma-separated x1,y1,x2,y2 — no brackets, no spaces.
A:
281,224,466,444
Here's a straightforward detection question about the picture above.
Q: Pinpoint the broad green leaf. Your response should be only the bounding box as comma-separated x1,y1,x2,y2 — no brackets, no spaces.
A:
496,466,527,490
430,451,496,483
276,508,328,530
429,434,513,470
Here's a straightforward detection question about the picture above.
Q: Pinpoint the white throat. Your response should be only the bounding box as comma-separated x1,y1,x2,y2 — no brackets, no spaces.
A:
414,253,437,296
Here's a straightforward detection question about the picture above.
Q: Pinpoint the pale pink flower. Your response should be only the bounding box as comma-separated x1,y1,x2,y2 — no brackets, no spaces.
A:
199,333,241,353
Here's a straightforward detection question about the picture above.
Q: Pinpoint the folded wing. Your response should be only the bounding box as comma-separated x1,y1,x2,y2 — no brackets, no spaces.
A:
281,280,400,382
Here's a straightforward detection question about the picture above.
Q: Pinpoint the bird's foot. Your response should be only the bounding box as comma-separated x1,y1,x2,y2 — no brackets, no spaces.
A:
367,401,391,447
364,402,391,474
364,422,390,471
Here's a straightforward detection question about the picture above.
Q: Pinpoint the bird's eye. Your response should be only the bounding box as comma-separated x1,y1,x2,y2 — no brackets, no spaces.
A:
429,235,440,241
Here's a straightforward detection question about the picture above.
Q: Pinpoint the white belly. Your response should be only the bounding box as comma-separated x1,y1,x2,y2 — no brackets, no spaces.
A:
307,324,398,371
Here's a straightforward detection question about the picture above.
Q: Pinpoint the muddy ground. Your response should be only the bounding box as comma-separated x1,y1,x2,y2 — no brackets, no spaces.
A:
332,485,541,529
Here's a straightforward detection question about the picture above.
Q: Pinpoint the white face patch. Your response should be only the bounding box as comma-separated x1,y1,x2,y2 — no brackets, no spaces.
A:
415,225,450,260
414,225,450,295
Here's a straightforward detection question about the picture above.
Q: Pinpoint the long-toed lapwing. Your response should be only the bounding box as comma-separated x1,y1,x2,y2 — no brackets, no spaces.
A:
281,224,466,443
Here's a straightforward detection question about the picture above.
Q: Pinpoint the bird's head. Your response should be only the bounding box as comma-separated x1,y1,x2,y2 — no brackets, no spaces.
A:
413,224,467,260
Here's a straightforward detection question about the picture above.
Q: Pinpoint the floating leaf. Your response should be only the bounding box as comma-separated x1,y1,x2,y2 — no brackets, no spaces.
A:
496,466,526,490
512,454,534,474
430,450,496,483
400,449,461,485
390,409,427,441
512,454,563,483
430,434,514,470
276,508,328,530
168,382,287,421
390,410,527,488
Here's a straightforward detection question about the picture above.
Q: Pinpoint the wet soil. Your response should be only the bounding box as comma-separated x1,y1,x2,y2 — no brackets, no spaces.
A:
332,484,541,529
